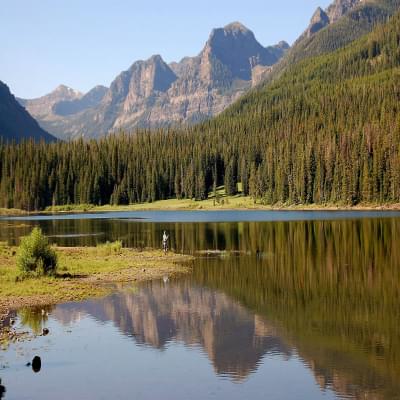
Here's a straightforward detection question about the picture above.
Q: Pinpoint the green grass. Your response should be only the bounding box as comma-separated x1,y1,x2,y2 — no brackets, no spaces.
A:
0,242,192,311
2,184,400,215
44,204,95,213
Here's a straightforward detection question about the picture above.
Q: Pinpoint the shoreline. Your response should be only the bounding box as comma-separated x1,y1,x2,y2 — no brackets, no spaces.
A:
0,245,193,314
1,200,400,217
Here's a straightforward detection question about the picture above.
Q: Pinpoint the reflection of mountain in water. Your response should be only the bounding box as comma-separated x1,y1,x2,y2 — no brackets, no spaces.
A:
53,281,292,380
7,217,400,399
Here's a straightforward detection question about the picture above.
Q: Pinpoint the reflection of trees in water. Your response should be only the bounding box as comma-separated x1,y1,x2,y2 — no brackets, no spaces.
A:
3,216,400,258
5,217,400,397
18,305,54,335
189,219,400,399
54,281,292,381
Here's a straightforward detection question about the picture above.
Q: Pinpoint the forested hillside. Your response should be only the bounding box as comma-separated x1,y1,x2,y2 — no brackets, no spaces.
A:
0,81,56,143
268,0,400,83
1,11,400,210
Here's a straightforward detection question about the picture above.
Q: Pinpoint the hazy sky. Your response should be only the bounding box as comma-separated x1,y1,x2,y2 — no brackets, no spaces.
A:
1,0,332,98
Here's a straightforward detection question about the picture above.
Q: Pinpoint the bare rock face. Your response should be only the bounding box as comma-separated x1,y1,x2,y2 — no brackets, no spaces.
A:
306,7,330,37
203,22,281,82
20,23,289,140
18,85,82,118
326,0,364,23
302,0,364,39
53,85,108,116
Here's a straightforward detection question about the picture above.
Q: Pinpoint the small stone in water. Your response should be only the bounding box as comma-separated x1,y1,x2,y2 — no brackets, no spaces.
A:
32,356,41,373
42,328,49,336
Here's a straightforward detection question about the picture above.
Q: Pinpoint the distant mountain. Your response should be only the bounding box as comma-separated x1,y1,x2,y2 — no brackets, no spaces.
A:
17,84,82,118
0,81,56,142
3,9,400,209
53,85,108,116
19,23,289,140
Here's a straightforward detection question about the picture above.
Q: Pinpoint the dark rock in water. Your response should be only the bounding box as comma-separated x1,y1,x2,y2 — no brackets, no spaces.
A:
25,362,31,367
32,356,41,373
0,378,5,399
10,319,15,325
42,328,49,336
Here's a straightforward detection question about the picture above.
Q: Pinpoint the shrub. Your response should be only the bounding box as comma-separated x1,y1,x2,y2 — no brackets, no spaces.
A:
96,240,123,256
17,228,58,276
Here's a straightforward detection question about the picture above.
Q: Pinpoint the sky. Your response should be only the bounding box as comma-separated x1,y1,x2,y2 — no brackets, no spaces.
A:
1,0,332,99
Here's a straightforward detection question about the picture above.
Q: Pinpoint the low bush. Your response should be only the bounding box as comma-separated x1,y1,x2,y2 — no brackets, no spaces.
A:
17,228,58,276
96,240,123,256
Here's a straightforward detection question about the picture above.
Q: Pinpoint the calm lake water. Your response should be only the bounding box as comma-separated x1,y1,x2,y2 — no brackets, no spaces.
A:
1,211,400,400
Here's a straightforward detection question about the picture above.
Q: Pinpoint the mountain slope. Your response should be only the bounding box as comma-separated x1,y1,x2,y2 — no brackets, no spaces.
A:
209,9,400,204
1,10,400,209
0,81,56,142
20,23,288,140
261,0,400,84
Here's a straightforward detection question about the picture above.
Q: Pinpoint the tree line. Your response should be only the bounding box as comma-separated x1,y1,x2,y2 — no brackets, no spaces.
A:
1,12,400,210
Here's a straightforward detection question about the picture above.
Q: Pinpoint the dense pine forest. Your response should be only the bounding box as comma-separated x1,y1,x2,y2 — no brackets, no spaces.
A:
1,12,400,210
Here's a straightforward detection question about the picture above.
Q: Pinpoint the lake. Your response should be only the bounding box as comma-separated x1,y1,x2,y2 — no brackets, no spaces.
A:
1,210,400,399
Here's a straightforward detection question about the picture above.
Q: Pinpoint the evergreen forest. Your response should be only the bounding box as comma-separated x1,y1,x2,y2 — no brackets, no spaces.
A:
1,12,400,210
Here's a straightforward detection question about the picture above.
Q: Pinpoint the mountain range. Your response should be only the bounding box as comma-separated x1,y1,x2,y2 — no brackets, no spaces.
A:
1,0,400,209
17,23,289,140
2,0,400,142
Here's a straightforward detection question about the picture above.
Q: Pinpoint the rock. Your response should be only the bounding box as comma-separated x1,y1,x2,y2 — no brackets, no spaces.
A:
326,0,363,23
306,7,330,37
42,328,49,336
19,23,289,140
32,356,41,373
301,0,364,40
0,378,5,399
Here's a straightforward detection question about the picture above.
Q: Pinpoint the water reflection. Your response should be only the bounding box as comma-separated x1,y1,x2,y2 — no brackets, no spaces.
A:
2,214,400,399
18,306,53,335
187,220,400,399
51,281,292,381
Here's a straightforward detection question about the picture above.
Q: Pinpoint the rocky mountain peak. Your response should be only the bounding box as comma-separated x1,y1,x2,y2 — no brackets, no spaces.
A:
53,85,108,117
203,22,279,82
275,41,290,50
127,54,177,97
302,0,364,39
306,7,330,37
326,0,363,23
223,21,251,34
20,22,289,139
105,54,177,106
53,84,82,99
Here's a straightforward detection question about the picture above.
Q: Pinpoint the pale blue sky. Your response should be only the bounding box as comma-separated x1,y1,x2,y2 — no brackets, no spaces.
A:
1,0,332,98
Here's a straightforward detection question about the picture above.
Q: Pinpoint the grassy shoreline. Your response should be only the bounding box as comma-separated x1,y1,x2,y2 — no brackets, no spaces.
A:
0,244,193,313
1,196,400,216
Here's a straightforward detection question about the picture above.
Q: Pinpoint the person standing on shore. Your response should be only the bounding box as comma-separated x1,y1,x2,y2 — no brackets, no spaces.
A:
162,231,169,254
